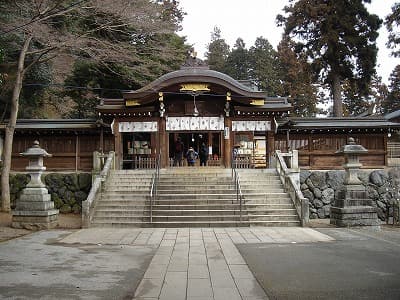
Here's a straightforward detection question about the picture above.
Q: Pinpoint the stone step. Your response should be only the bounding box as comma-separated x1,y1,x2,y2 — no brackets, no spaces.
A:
157,189,236,194
157,178,233,184
95,203,294,210
101,191,150,199
90,220,300,228
103,188,150,193
107,178,153,183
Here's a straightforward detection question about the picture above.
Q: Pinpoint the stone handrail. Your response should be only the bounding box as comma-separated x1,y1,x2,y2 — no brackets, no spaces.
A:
275,150,309,226
149,151,161,223
82,151,115,228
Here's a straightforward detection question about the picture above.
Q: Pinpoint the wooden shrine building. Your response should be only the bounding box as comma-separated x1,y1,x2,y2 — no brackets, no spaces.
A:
2,63,400,171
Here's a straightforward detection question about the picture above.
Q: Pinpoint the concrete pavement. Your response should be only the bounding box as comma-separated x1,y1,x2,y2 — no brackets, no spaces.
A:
237,227,400,300
0,227,333,300
2,226,399,299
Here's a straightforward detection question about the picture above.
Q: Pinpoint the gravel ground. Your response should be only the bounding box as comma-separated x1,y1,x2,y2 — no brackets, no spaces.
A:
0,212,81,242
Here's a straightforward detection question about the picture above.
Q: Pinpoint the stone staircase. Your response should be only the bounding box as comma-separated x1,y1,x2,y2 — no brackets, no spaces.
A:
238,169,301,226
151,168,242,227
90,170,153,227
90,168,300,227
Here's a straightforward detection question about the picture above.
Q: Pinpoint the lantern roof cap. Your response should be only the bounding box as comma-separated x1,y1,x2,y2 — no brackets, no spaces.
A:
20,141,52,157
336,137,368,155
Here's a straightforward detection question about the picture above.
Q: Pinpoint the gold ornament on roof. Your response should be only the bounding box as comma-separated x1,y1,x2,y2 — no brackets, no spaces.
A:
180,83,210,93
250,99,264,106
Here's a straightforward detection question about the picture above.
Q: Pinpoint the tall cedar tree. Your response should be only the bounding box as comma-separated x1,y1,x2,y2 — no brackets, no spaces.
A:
224,38,251,81
277,37,319,116
277,0,382,117
386,2,400,57
205,27,230,73
382,65,400,113
249,37,283,96
0,0,187,212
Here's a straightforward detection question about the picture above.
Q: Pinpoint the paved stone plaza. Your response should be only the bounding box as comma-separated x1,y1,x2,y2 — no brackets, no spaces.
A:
62,227,333,300
1,226,399,299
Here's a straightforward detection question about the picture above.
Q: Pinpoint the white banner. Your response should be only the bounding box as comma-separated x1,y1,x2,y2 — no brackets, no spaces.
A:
166,117,224,131
119,121,158,132
232,120,271,132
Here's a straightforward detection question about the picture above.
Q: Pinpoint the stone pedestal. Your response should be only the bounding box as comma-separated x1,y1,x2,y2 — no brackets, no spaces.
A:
330,138,379,228
330,185,380,227
12,141,59,230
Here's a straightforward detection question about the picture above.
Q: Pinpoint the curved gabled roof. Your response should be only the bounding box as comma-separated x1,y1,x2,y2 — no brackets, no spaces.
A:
123,67,268,101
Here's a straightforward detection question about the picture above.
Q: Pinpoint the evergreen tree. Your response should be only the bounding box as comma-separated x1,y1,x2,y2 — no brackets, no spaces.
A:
205,27,230,73
342,79,370,116
382,65,400,113
277,0,382,117
277,37,319,116
224,38,250,80
386,2,400,57
249,37,283,96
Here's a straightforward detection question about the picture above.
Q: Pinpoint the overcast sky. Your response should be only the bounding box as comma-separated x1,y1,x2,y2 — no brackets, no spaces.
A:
178,0,399,84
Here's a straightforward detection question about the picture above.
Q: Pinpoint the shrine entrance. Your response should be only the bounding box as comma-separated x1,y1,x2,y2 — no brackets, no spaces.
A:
168,132,223,166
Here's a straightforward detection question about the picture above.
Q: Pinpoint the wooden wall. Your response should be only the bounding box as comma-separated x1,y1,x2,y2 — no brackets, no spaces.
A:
275,133,386,169
11,133,114,171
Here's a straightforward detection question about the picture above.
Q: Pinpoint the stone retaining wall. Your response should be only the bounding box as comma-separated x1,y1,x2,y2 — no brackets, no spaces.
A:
2,173,92,214
301,168,400,221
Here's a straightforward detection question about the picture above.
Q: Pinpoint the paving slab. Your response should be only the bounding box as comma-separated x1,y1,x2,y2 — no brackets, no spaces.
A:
0,230,155,300
0,227,339,299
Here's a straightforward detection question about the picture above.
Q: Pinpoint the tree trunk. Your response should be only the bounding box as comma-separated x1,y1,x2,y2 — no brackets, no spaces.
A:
1,36,31,212
332,74,343,117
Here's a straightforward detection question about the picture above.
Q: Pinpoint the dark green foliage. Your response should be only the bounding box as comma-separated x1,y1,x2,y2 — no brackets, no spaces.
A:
0,33,53,119
249,37,283,96
277,0,382,116
342,79,370,116
382,65,400,113
386,2,400,57
205,27,230,72
224,38,251,81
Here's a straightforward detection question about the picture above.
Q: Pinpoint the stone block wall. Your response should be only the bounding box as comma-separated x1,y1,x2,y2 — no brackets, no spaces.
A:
1,173,92,214
301,168,400,221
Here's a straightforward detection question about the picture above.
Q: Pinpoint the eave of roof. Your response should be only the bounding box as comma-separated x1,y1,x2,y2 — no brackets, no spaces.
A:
122,67,268,100
279,117,400,130
385,109,400,120
0,119,98,130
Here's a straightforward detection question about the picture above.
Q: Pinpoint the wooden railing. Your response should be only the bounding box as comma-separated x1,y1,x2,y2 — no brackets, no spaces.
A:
82,151,115,228
275,150,309,227
123,156,158,169
149,152,161,223
233,155,252,169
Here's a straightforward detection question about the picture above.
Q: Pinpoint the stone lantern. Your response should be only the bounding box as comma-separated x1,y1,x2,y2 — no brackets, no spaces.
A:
12,141,59,230
330,137,379,228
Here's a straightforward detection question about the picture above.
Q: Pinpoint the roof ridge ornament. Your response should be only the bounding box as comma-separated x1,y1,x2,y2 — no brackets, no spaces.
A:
181,47,209,68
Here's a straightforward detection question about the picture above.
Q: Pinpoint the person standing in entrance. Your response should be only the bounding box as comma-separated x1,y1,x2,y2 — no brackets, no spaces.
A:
199,143,208,166
186,147,198,166
173,137,184,166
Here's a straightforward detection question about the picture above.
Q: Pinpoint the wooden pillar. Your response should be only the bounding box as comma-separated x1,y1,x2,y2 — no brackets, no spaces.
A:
224,118,232,168
113,119,121,169
159,118,168,168
75,134,79,172
266,131,275,168
100,126,104,153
